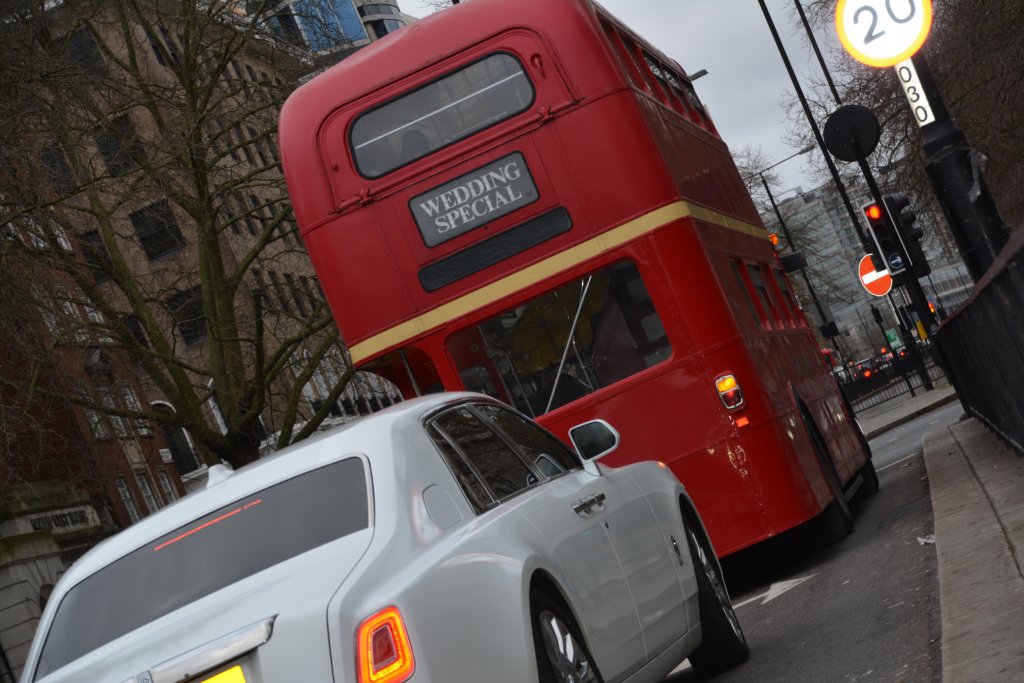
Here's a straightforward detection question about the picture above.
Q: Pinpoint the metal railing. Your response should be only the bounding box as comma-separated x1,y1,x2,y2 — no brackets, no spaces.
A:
936,227,1024,455
841,355,945,412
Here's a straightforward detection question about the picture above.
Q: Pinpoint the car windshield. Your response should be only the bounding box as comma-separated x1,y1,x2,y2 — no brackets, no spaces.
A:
35,457,370,678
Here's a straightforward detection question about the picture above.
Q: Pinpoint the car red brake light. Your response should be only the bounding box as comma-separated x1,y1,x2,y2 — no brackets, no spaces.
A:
357,606,415,683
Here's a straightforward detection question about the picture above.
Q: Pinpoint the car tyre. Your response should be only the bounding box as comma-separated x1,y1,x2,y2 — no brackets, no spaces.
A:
532,589,603,683
684,521,749,676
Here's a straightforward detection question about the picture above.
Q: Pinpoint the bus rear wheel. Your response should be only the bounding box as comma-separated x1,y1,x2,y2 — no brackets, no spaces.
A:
800,403,854,536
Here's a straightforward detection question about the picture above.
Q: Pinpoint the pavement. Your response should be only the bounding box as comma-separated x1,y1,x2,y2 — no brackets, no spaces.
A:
854,386,1024,682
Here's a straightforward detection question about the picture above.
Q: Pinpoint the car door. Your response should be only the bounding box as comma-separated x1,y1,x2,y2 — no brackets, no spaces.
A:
474,405,686,674
430,404,643,681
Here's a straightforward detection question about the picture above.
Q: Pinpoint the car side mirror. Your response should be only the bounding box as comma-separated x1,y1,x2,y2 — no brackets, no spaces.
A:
569,420,620,461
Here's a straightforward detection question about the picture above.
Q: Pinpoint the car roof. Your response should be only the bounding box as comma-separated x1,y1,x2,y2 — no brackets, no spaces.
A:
55,392,483,591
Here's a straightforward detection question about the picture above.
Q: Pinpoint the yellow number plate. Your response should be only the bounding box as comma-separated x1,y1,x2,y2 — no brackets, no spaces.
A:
201,666,246,683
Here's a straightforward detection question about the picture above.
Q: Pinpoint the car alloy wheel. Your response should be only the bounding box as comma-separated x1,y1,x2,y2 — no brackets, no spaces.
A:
539,610,598,683
688,527,743,641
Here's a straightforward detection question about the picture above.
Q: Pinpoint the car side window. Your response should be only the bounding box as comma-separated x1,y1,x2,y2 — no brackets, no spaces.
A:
474,404,580,479
432,407,536,502
427,427,493,513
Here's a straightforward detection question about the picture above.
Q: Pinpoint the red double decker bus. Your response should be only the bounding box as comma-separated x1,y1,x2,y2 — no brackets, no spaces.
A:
279,0,876,557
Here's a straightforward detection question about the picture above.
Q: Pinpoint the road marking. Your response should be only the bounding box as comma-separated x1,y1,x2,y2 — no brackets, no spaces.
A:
929,419,940,425
878,452,920,471
732,574,817,609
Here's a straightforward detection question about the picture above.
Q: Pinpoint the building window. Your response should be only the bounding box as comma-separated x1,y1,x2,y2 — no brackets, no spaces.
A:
41,145,75,195
167,286,205,345
136,472,161,512
130,200,186,260
284,272,309,317
97,385,128,437
85,408,111,440
62,26,107,75
78,230,113,282
121,386,152,435
367,18,404,39
156,470,178,501
122,315,149,349
115,475,142,523
267,270,289,312
292,0,368,51
95,115,144,176
358,4,400,17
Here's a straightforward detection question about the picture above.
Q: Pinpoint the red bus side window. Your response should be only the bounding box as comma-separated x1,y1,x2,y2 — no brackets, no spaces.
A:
617,35,659,98
771,267,800,326
642,51,684,113
729,259,768,330
599,19,642,89
747,263,783,328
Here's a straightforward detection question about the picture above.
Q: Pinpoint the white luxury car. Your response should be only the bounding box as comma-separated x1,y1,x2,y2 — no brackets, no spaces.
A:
21,393,748,683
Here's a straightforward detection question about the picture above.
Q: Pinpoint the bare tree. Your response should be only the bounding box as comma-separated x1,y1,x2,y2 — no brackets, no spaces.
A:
0,0,373,469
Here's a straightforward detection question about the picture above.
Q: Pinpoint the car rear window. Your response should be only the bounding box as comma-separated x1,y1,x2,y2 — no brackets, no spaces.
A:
35,457,369,678
350,52,534,178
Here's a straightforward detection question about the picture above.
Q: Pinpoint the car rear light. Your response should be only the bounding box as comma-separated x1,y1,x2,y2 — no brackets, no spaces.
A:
715,374,745,410
199,666,246,682
357,606,415,683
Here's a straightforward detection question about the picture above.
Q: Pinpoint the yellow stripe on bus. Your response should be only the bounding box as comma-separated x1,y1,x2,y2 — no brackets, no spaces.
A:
348,200,766,363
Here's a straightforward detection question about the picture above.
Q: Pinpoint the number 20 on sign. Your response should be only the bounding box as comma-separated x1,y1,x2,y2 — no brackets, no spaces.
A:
836,0,933,68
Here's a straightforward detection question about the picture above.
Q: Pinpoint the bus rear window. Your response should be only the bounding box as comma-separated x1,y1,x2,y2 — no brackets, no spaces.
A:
35,458,369,678
449,261,671,417
351,53,534,177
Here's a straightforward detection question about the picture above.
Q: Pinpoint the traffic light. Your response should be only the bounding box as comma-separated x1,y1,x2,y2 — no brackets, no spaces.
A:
862,200,907,275
886,194,931,277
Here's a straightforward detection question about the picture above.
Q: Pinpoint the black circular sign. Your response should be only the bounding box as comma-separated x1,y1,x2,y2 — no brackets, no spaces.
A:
823,104,881,162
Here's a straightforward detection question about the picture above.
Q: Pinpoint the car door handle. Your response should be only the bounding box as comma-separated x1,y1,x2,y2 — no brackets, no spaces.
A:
572,493,607,515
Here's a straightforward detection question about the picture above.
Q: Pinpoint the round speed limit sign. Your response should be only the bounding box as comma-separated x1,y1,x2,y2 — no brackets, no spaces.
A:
836,0,933,67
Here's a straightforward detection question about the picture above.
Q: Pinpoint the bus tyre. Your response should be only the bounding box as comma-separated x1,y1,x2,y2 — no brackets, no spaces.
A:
801,404,854,537
855,457,880,501
685,522,749,676
532,590,603,683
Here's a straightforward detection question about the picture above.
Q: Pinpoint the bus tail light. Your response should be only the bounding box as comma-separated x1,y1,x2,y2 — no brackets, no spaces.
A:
357,606,415,683
715,374,745,411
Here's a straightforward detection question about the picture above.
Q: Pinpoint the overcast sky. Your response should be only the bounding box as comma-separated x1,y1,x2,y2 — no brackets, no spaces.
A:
397,0,849,196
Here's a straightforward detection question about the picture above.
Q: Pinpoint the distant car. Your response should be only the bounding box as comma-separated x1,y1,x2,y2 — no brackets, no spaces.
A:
21,393,748,683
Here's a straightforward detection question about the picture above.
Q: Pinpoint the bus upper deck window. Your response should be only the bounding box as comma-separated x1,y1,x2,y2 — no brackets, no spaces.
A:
351,53,535,178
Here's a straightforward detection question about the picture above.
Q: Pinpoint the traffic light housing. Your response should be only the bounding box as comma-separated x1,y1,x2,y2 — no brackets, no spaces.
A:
862,200,907,275
886,194,931,277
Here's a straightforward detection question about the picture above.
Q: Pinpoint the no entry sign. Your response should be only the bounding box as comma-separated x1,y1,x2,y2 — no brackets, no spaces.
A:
859,254,893,297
